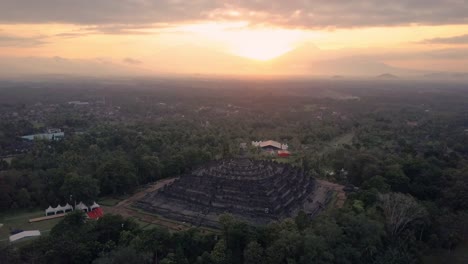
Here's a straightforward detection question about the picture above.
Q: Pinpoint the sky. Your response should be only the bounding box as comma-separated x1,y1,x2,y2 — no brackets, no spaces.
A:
1,0,468,77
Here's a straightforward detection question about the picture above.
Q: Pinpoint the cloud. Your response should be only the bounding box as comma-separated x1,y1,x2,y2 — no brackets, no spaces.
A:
53,24,166,39
421,34,468,44
54,32,90,39
0,34,47,46
123,58,142,65
82,24,162,35
0,1,467,29
420,48,468,59
0,56,149,77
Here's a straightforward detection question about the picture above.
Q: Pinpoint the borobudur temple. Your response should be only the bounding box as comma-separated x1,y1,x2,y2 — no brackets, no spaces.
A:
136,158,328,228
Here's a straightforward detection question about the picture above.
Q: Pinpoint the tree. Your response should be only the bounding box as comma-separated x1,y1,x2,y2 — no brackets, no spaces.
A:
132,227,171,264
362,175,390,193
97,156,137,195
50,210,88,236
0,246,20,264
384,165,409,192
92,214,139,244
219,214,250,264
138,155,161,183
243,241,264,264
210,239,227,264
93,247,147,264
378,193,427,237
61,173,99,205
16,188,31,208
160,253,177,264
265,227,301,264
295,211,311,231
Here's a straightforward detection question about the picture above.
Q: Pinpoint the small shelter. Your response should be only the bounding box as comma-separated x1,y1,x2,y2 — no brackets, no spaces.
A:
55,204,66,214
63,203,73,213
90,202,100,210
45,206,56,216
75,202,89,212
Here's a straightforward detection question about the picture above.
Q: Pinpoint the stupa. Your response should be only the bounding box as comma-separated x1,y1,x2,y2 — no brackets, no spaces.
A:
136,158,320,228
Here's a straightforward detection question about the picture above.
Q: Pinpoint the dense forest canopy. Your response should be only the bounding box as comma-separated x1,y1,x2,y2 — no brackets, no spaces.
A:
0,78,467,263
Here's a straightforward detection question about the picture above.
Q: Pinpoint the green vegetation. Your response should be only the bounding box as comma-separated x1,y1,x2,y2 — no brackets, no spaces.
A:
0,80,467,263
98,198,122,207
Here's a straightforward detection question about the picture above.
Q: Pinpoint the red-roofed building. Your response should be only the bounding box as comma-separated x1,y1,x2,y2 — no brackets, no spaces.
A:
278,150,291,157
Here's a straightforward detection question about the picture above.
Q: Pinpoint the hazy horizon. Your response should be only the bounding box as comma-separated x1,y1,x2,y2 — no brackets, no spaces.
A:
1,1,468,78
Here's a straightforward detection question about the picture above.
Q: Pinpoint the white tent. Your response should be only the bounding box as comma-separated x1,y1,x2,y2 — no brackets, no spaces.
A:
9,230,41,242
75,202,89,212
55,205,66,214
63,203,73,212
45,206,56,216
90,202,100,210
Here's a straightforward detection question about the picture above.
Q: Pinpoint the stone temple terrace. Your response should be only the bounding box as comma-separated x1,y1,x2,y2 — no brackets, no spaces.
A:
136,158,341,228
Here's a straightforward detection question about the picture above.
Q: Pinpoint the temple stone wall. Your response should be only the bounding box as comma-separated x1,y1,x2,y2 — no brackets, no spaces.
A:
135,158,316,227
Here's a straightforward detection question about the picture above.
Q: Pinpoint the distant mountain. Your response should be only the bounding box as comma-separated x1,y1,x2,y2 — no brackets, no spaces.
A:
423,72,468,80
376,73,398,79
270,45,418,77
332,75,344,79
1,45,466,80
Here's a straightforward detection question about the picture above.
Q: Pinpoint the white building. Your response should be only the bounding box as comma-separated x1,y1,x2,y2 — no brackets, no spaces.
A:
252,140,288,150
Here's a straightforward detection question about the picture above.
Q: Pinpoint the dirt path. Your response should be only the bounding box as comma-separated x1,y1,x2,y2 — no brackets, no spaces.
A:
103,178,195,231
115,178,176,207
316,180,346,208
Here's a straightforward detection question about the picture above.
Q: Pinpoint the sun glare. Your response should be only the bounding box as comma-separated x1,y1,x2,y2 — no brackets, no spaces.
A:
221,27,305,61
228,32,297,61
178,22,307,61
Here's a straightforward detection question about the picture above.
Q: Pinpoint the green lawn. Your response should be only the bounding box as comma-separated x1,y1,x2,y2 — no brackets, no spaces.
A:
0,209,62,246
98,193,135,206
98,198,122,207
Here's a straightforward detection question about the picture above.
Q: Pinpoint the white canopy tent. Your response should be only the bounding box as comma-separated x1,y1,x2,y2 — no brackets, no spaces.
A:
90,202,100,210
45,206,55,216
63,203,73,212
75,202,89,212
55,205,66,214
44,202,98,215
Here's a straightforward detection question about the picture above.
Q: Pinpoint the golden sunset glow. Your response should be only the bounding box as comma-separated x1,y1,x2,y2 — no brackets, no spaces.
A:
225,29,304,61
0,1,468,76
176,23,308,61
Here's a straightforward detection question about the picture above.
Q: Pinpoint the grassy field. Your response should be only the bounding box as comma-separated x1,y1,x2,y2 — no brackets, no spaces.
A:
316,132,355,157
98,197,122,206
0,209,62,246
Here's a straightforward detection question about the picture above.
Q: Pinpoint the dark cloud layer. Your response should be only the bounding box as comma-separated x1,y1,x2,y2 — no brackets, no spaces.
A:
1,0,467,29
422,34,468,44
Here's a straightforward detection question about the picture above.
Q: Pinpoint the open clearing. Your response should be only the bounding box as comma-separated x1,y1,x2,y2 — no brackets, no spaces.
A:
317,132,355,156
0,210,61,245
